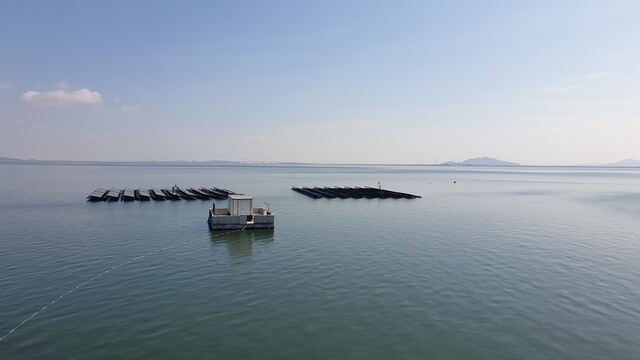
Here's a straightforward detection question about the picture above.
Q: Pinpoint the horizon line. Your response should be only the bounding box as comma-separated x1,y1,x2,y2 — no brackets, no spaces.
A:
1,157,639,168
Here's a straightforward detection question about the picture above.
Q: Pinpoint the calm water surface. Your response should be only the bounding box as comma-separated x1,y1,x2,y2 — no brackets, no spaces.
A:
0,164,639,359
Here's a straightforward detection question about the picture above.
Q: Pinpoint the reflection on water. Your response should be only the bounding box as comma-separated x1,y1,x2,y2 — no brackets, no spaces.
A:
209,229,275,261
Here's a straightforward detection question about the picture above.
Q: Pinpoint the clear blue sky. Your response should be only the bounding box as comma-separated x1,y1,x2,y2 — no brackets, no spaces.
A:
1,0,638,164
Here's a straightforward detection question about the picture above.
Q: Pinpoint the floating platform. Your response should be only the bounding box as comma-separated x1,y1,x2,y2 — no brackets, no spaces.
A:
149,189,166,201
105,188,121,202
188,188,210,199
122,188,136,201
200,188,227,199
291,186,421,199
137,189,151,201
87,186,237,202
161,188,181,200
87,188,108,202
208,194,274,230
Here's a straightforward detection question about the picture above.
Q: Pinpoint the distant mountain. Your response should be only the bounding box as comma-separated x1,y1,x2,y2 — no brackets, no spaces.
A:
442,157,519,166
0,156,21,161
603,159,640,167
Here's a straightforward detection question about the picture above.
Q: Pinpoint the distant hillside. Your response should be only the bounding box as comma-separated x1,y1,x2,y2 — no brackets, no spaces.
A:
442,157,519,166
603,159,640,167
0,156,21,161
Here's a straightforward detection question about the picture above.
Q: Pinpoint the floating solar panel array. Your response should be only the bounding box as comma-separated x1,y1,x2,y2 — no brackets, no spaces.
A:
291,186,421,199
87,186,236,202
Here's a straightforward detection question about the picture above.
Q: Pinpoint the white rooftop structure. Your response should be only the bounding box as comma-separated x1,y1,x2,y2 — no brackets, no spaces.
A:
228,194,253,216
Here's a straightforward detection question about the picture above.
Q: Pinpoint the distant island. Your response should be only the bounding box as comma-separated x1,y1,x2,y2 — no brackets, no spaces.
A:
602,159,640,167
441,157,519,166
0,156,21,161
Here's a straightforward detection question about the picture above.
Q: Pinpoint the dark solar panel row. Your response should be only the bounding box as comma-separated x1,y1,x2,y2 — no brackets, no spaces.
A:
87,186,236,202
292,186,421,199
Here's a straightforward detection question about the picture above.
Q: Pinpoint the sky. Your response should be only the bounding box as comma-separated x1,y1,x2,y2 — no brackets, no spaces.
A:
1,0,639,165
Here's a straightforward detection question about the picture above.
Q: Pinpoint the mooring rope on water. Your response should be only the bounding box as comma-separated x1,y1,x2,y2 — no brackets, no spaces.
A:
0,228,243,343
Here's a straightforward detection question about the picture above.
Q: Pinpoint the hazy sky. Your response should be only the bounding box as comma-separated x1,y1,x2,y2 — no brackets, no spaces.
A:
1,1,639,165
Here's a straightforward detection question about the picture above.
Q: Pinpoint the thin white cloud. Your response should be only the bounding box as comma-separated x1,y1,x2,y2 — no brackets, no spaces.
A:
539,71,616,94
122,105,140,113
566,72,612,82
21,88,102,106
538,85,578,93
0,81,10,91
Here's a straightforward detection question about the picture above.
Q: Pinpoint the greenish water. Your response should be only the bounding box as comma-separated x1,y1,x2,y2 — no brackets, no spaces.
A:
0,164,639,359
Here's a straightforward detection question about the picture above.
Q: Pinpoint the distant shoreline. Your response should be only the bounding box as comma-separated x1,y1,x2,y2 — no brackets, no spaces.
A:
1,158,639,168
